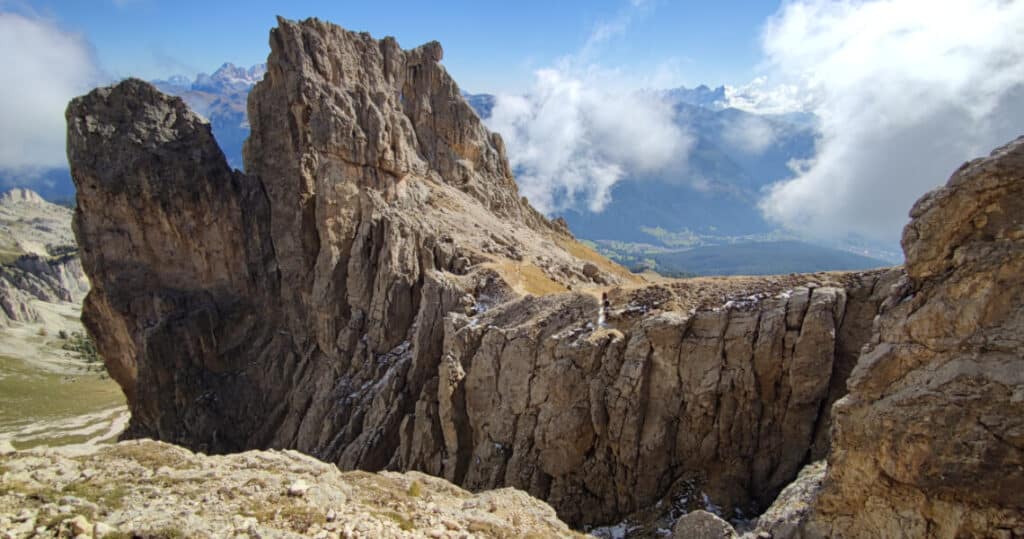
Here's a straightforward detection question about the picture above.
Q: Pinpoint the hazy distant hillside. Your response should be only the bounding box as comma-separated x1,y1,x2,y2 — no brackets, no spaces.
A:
0,169,76,205
463,88,902,272
560,177,771,244
465,89,819,240
0,188,76,263
637,241,890,277
462,92,495,118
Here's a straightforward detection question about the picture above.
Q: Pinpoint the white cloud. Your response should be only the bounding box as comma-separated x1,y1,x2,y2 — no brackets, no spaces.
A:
488,69,689,213
486,3,690,215
721,77,815,115
721,114,777,154
0,12,101,176
753,0,1024,242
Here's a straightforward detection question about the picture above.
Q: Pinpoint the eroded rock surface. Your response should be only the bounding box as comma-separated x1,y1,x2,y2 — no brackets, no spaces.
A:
67,17,900,527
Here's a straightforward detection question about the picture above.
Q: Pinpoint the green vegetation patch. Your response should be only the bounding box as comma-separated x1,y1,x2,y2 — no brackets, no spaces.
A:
245,497,326,533
379,511,416,532
127,527,185,539
62,331,102,365
0,354,124,438
109,443,197,470
62,480,130,509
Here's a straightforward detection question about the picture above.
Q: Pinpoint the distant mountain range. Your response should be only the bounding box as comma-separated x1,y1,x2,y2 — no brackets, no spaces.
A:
154,62,267,96
462,89,896,274
1,66,896,276
152,63,266,170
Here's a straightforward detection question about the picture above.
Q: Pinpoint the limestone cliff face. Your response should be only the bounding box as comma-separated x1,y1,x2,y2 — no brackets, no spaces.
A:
67,17,898,526
797,137,1024,538
425,272,901,524
0,189,88,326
0,254,87,326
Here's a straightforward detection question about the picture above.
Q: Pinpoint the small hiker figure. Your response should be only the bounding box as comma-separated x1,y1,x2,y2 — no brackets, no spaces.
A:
599,292,610,327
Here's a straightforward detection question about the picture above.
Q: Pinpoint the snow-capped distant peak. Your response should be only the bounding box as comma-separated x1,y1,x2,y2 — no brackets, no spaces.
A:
155,62,267,95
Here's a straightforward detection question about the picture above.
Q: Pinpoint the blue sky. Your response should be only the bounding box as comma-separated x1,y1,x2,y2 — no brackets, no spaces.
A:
2,0,1020,244
18,0,781,93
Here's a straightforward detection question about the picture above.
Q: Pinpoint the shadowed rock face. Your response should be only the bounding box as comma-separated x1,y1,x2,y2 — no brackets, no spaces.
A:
67,17,900,526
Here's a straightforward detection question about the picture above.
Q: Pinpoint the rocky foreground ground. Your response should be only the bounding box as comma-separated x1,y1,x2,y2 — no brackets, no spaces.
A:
0,439,582,539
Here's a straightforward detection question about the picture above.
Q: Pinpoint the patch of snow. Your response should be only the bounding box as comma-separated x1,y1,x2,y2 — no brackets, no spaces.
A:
701,492,723,516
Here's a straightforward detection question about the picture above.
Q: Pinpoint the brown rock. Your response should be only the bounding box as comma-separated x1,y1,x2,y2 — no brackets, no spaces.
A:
68,515,90,535
66,16,898,528
747,461,826,539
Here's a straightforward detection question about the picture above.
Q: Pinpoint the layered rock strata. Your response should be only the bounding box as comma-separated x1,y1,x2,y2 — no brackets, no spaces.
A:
67,17,899,526
0,189,88,326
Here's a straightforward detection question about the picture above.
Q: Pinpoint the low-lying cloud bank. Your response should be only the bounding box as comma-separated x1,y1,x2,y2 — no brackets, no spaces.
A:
756,0,1024,243
0,12,101,180
488,69,690,214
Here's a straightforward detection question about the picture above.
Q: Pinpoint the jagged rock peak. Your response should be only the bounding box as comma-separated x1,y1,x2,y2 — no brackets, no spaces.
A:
245,16,549,230
66,16,635,521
